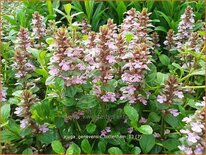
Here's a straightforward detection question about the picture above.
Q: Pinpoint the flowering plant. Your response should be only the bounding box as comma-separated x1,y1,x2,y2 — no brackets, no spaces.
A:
1,2,205,154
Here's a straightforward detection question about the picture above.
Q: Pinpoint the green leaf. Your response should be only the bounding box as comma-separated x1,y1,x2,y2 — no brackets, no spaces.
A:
64,3,72,15
137,125,153,135
37,50,47,67
125,33,134,42
65,86,77,97
1,104,10,123
116,1,127,22
45,76,55,85
22,148,33,154
164,114,179,128
124,105,139,128
162,139,180,151
156,72,169,85
155,26,167,33
81,139,92,153
35,69,48,81
108,147,123,154
131,146,141,154
62,97,75,106
86,123,96,134
124,105,139,122
148,112,161,122
77,95,97,109
54,77,65,92
159,54,170,66
12,90,23,97
54,117,64,128
46,37,55,45
52,140,64,154
27,48,40,59
98,141,106,153
140,135,155,153
66,143,81,154
190,69,205,76
172,63,184,76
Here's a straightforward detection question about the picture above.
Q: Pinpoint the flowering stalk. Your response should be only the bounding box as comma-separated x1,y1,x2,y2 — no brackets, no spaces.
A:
157,75,184,105
16,27,32,51
175,6,195,50
32,11,46,40
120,8,138,34
14,90,38,131
64,111,84,123
151,31,160,48
13,28,35,88
86,25,117,102
81,17,91,35
164,29,175,50
188,32,204,53
178,104,205,154
49,27,87,86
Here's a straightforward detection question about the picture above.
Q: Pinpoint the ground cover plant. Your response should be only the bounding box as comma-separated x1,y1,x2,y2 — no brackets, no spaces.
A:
1,0,205,154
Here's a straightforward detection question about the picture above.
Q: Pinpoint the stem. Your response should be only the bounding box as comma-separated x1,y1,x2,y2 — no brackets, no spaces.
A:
76,121,82,133
160,116,165,139
182,85,205,89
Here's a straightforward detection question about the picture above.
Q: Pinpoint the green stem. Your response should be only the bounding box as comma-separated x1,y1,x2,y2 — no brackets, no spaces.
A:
182,85,205,89
76,121,82,133
160,116,165,139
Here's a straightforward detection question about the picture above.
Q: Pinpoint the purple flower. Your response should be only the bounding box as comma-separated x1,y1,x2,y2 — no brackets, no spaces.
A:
59,61,71,71
168,109,179,117
49,67,59,76
100,92,116,102
194,146,204,155
187,132,200,143
174,91,184,99
154,132,161,138
20,119,30,129
164,129,170,135
14,107,24,116
2,89,7,102
128,127,133,134
100,127,111,137
38,124,49,133
139,117,147,124
182,116,192,123
191,122,204,133
106,55,116,64
157,95,167,103
178,145,193,154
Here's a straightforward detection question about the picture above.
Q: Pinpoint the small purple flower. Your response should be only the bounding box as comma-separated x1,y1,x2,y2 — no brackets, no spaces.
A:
187,132,200,143
182,116,192,123
194,145,204,154
106,55,116,64
49,67,59,76
2,89,7,102
157,95,167,103
100,127,111,137
14,107,24,116
128,127,133,134
174,91,184,99
168,109,179,117
178,146,193,154
164,129,170,135
154,132,161,138
191,122,204,133
20,119,30,129
100,92,116,102
38,124,49,133
139,117,147,124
